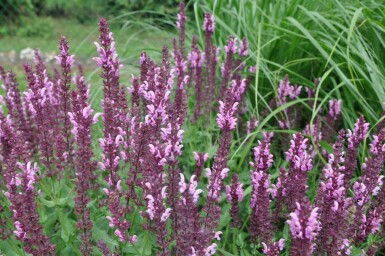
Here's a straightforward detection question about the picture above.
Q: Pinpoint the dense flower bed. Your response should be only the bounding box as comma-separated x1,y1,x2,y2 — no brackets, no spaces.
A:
1,3,385,255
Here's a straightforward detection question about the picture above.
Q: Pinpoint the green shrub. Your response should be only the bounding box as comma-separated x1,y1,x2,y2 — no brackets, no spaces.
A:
0,0,34,27
15,17,54,38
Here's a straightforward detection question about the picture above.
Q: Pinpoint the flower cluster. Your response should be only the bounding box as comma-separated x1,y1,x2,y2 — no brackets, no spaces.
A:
249,133,275,243
69,74,99,254
287,200,321,256
315,130,351,255
226,173,244,226
283,133,312,211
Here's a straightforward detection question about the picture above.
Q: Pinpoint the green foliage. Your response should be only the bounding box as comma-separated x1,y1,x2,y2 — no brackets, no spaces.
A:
111,0,181,16
32,0,106,23
0,0,34,35
194,0,385,127
33,0,184,23
14,17,54,38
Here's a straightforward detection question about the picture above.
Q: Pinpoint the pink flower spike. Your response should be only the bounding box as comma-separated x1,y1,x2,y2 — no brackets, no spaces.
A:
161,208,172,222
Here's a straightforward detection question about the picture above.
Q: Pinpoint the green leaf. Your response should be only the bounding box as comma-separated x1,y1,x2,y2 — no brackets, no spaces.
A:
86,198,97,208
61,244,77,256
40,197,55,208
57,211,76,244
319,140,333,154
40,197,68,208
0,239,25,256
218,249,237,256
93,220,118,247
56,197,69,206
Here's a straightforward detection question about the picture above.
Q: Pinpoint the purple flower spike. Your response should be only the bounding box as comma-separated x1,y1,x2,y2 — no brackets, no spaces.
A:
217,79,246,130
249,134,274,242
193,151,209,179
316,130,351,255
220,36,237,99
323,99,342,142
277,75,302,104
202,13,217,114
177,2,186,58
70,74,98,255
5,160,56,255
328,99,342,120
247,116,259,134
287,200,321,256
344,116,369,188
24,52,58,177
95,17,125,185
203,13,215,33
276,75,302,131
283,133,312,211
239,38,249,57
176,174,203,254
224,36,237,55
262,239,285,256
226,173,244,227
54,36,76,173
199,75,246,254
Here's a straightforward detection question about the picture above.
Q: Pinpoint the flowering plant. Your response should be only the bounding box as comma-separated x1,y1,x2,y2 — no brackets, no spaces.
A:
1,2,385,256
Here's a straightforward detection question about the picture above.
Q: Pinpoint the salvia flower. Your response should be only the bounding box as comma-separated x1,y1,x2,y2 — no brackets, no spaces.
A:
321,99,342,143
328,99,342,120
276,75,301,130
226,173,244,226
24,54,57,176
287,200,321,256
0,70,33,156
189,36,206,122
217,79,246,130
175,174,203,254
283,133,312,211
344,116,369,189
94,17,124,185
249,134,274,242
262,239,285,256
55,36,74,165
176,2,186,58
239,38,249,57
6,161,55,255
202,13,217,114
70,74,98,255
247,116,259,134
203,13,215,33
193,151,209,179
316,130,351,255
277,75,301,104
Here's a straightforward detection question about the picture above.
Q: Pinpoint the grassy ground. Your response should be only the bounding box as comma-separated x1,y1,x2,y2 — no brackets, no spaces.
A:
0,16,172,81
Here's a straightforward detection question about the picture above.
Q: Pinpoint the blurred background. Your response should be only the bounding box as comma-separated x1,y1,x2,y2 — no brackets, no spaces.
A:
0,0,183,77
